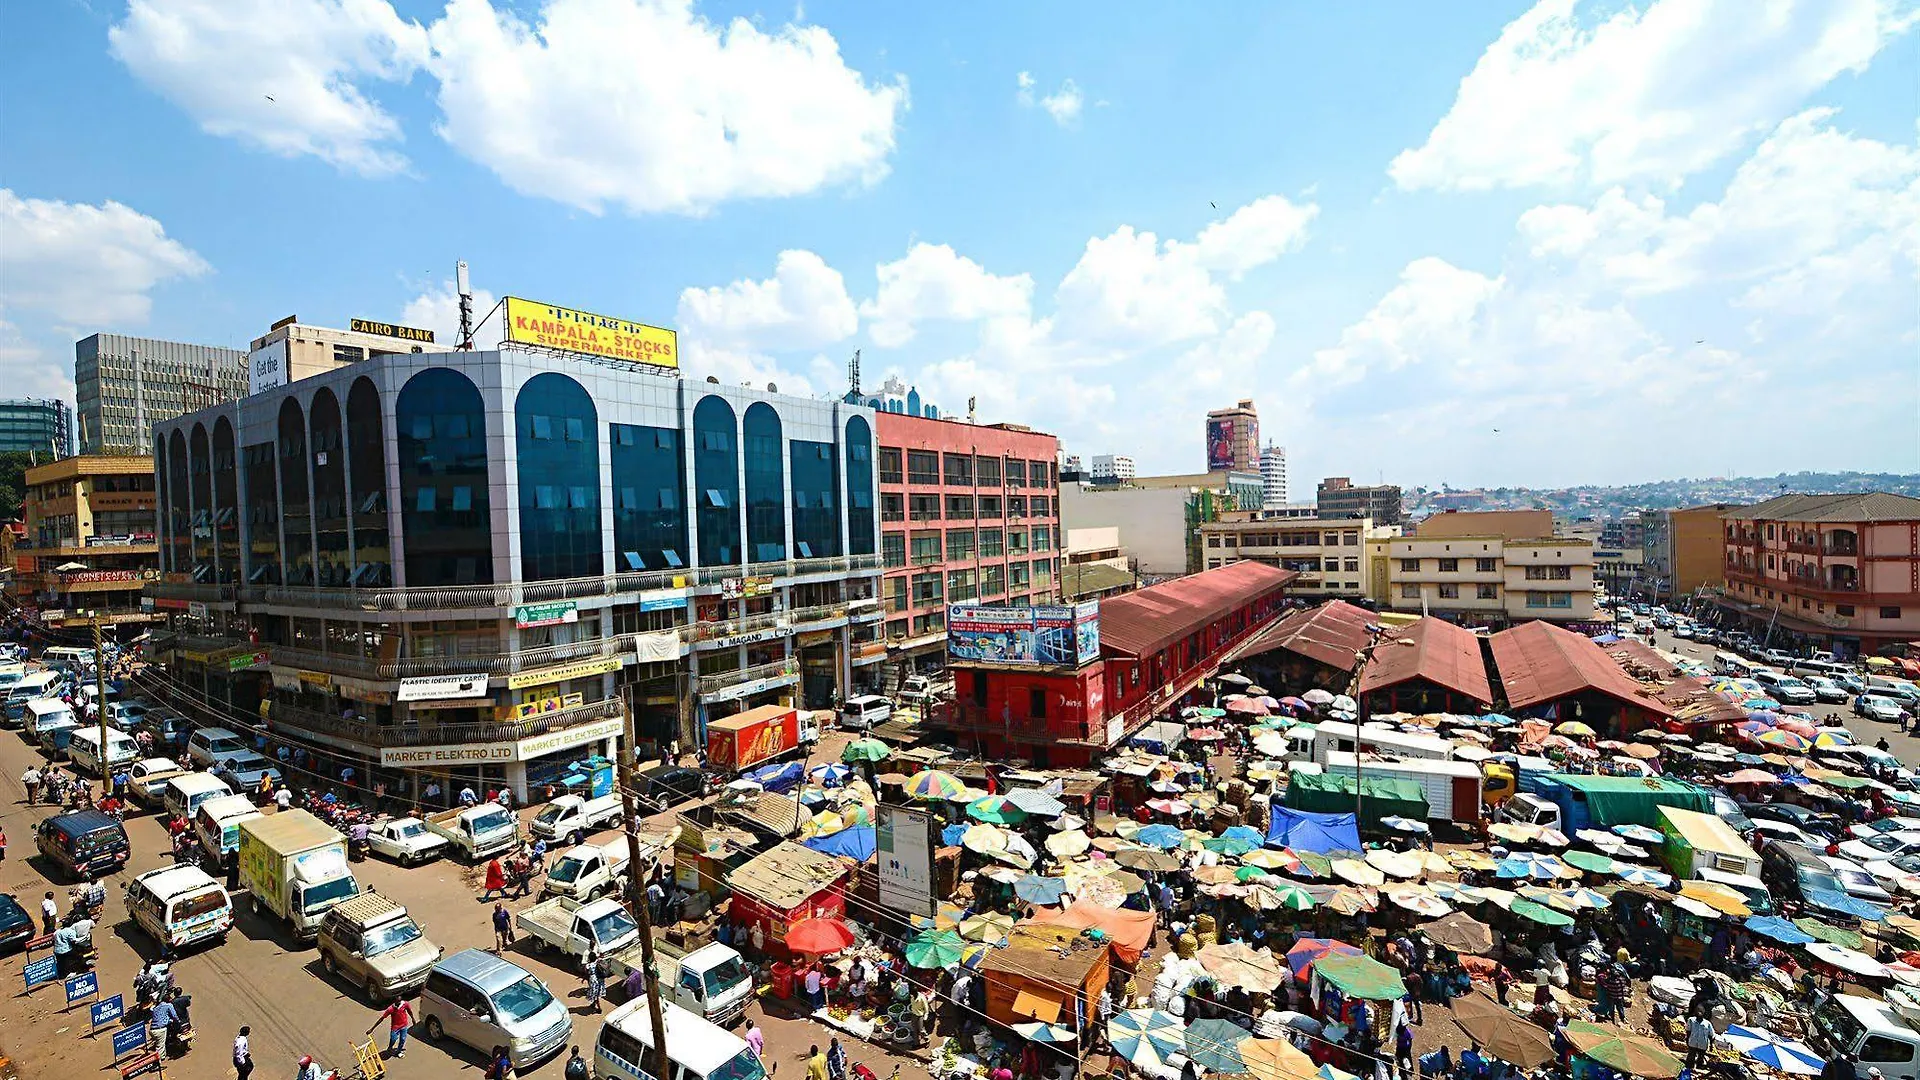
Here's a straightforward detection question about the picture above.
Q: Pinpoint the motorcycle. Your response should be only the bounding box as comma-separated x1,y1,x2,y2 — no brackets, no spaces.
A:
133,962,173,1017
163,992,194,1058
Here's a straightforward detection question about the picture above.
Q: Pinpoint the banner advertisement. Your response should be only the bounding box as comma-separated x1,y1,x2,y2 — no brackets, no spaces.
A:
503,296,678,369
946,603,1095,666
349,317,435,343
506,655,621,690
638,589,689,612
396,673,490,702
248,339,289,395
876,803,936,918
514,601,578,629
720,576,773,600
335,675,395,705
1206,416,1234,471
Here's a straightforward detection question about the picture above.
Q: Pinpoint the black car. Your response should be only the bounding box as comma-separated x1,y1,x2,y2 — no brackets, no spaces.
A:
0,895,34,953
35,810,130,881
1738,801,1841,840
635,765,703,808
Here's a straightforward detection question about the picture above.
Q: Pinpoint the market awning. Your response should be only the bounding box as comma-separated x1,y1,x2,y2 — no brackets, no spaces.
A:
1010,990,1063,1024
1311,953,1407,1000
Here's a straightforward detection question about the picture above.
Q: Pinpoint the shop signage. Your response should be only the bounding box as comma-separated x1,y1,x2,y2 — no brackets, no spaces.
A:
503,296,678,370
946,602,1098,667
719,576,773,600
876,803,937,918
634,631,680,663
227,649,269,672
506,655,621,690
187,601,208,619
179,648,214,665
297,670,332,691
349,317,435,343
797,630,834,647
335,675,395,705
377,714,622,767
154,597,189,611
705,625,785,650
270,668,302,692
514,601,578,629
638,589,688,612
700,671,797,704
517,716,622,760
396,673,490,702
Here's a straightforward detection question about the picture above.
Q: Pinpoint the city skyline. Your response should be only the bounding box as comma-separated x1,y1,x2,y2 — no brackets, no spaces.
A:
0,1,1913,489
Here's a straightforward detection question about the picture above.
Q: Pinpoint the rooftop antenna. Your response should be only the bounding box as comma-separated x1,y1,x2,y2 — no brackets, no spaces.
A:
847,348,861,398
968,395,977,423
456,260,474,349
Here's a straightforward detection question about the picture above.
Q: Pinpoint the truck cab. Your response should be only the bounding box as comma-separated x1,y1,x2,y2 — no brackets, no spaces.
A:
427,803,520,862
1503,793,1562,831
654,940,754,1026
517,896,640,968
543,841,630,902
1814,993,1920,1080
529,793,622,845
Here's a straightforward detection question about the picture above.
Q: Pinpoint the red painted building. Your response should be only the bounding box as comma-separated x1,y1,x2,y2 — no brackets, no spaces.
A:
874,413,1063,670
945,561,1295,766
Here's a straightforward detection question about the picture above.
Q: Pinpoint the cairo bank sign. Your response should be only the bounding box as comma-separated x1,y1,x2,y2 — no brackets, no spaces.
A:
378,716,622,768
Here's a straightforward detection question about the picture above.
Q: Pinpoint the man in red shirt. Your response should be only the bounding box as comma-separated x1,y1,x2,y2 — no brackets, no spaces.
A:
367,998,414,1058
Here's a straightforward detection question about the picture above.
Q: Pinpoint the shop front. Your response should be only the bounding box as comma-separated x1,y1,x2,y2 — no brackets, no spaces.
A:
377,714,624,803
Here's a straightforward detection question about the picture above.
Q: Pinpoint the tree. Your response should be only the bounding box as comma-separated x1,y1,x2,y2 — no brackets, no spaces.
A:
0,452,33,522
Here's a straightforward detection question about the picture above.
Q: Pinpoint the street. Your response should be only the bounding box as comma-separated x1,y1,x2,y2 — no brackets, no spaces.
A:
0,726,934,1080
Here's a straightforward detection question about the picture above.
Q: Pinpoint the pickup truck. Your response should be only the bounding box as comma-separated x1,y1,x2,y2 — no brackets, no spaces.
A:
542,841,630,902
515,896,642,971
636,939,754,1026
425,802,520,862
528,792,623,845
367,817,450,866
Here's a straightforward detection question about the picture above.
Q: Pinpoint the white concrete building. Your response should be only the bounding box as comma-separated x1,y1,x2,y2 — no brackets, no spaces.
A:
1259,443,1287,510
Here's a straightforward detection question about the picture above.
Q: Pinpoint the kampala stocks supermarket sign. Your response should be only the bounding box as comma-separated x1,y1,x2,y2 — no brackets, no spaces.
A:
504,297,678,370
946,600,1100,666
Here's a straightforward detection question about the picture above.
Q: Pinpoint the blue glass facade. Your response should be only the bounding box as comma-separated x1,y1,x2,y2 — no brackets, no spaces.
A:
345,378,391,588
844,416,875,556
742,402,786,564
310,388,350,588
396,367,493,587
515,373,604,582
611,423,686,572
277,400,313,586
692,395,740,567
790,439,840,559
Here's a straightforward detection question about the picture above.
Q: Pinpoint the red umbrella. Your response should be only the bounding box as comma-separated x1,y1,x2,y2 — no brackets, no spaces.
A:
1226,699,1271,716
786,917,856,955
1285,937,1361,981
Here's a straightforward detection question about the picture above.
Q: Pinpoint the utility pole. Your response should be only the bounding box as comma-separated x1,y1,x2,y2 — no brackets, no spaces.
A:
616,698,671,1080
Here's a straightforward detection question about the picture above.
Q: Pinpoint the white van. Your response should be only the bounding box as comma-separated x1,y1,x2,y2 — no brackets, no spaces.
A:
0,663,26,691
1813,993,1920,1080
23,697,75,738
195,794,263,859
124,865,233,954
839,694,892,731
164,772,235,821
4,671,66,724
596,998,765,1080
1715,651,1759,677
68,727,140,775
187,726,251,769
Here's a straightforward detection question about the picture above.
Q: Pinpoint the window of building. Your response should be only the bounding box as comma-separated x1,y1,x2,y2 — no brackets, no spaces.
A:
945,494,974,519
516,374,603,581
1550,592,1571,608
397,368,492,587
978,495,1002,519
1009,528,1029,556
1010,562,1031,590
910,531,942,564
1438,558,1458,572
1207,535,1221,548
1008,495,1028,518
947,529,976,560
1006,458,1028,486
610,423,687,573
345,378,390,587
878,447,903,485
845,417,875,557
881,492,904,522
910,572,943,605
912,611,945,636
1525,566,1548,580
1343,558,1358,572
1837,604,1855,616
692,396,740,567
1028,460,1050,488
943,453,973,486
1475,558,1496,572
1438,584,1459,599
1882,606,1902,619
981,563,1005,596
1399,583,1419,599
980,528,1004,558
885,617,908,639
1323,533,1339,545
885,577,908,613
882,532,906,568
910,494,940,521
790,439,840,560
1033,529,1052,553
1477,584,1498,599
976,456,1001,486
948,568,977,602
741,402,786,564
907,451,939,485
332,343,365,364
1548,565,1571,580
1344,532,1359,545
1400,558,1419,572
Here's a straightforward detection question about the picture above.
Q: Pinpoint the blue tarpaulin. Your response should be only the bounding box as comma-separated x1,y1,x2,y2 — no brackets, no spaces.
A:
1265,807,1361,854
803,825,876,862
747,760,806,793
942,823,969,847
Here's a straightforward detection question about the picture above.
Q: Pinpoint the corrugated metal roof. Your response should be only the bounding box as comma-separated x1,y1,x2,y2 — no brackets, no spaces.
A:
718,792,802,837
1097,561,1296,659
725,840,847,910
1360,616,1494,704
1489,621,1675,716
1061,562,1136,600
1722,492,1920,523
1242,600,1374,670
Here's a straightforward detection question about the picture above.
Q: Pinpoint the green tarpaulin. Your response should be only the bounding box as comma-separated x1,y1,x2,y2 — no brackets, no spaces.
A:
1534,774,1714,828
1285,771,1429,832
1312,952,1408,1000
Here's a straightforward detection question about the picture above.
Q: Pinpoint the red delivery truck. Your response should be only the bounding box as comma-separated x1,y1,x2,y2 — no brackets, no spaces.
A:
707,705,800,771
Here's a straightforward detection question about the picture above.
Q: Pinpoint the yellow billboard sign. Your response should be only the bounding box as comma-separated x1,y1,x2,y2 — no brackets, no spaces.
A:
503,297,677,369
506,654,622,690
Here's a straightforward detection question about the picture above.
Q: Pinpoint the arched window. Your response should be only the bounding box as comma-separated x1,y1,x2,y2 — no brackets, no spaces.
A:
154,436,173,573
277,399,313,586
515,373,603,581
345,378,390,588
742,402,785,563
791,437,840,560
396,368,492,587
692,396,739,567
844,415,875,556
310,388,349,588
166,431,191,575
189,423,213,583
611,423,686,572
212,418,240,583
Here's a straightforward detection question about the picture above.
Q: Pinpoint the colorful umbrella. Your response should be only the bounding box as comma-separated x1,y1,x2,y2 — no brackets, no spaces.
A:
1421,912,1494,954
905,928,966,968
957,912,1015,943
1496,854,1576,880
1270,883,1317,911
1562,850,1618,874
1611,824,1664,844
1013,1022,1078,1044
786,917,856,955
1240,1037,1316,1080
1109,1009,1187,1071
841,738,890,763
1242,848,1304,873
905,770,967,801
1006,788,1068,818
1745,915,1817,945
1286,938,1361,981
1510,899,1575,926
1565,1022,1683,1079
1116,848,1183,873
1757,730,1812,751
1679,880,1752,916
1387,887,1452,917
1198,941,1289,993
1015,874,1069,905
1148,798,1194,815
1813,731,1855,748
1046,830,1091,858
1722,1026,1824,1075
962,823,1010,855
1332,858,1386,887
1380,816,1431,835
1615,866,1672,887
1795,918,1865,949
1450,989,1555,1068
967,795,1027,824
1556,721,1597,738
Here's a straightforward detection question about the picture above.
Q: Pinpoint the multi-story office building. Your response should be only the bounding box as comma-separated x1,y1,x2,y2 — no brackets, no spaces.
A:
75,334,247,454
12,455,159,630
0,399,73,456
1643,503,1739,601
875,414,1061,665
1259,443,1287,510
1718,492,1920,656
1204,399,1260,472
1592,544,1646,600
1600,515,1646,551
1386,533,1595,627
245,316,448,394
1318,476,1403,526
1198,514,1372,601
1061,470,1261,578
150,347,882,799
1089,454,1135,483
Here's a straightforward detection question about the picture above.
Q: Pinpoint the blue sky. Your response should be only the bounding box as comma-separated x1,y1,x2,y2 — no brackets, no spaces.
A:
2,0,1916,489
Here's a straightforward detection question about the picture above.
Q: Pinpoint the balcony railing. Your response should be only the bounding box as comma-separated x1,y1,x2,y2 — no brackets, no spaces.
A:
266,631,668,681
147,554,884,612
270,696,620,748
696,658,798,695
689,610,786,642
789,603,849,626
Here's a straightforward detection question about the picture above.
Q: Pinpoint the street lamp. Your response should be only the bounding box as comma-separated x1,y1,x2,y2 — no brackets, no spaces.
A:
1345,625,1416,826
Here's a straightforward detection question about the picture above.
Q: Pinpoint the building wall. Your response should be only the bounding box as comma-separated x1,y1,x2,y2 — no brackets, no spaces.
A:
1502,540,1597,622
1204,400,1260,472
14,455,159,623
874,413,1061,654
248,322,451,393
1385,534,1595,625
76,334,247,454
1721,509,1920,648
0,399,73,456
1671,505,1734,597
1198,516,1369,600
1060,484,1193,578
1412,508,1553,541
1317,477,1403,526
1259,444,1287,510
1089,454,1135,482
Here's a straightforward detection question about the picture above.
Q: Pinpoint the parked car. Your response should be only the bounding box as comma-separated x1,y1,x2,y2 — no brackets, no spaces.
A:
1823,854,1895,905
1751,819,1824,849
1805,677,1849,703
1855,695,1906,723
1848,817,1920,841
0,894,35,954
212,751,282,793
367,817,449,866
1738,801,1841,839
633,765,703,807
1837,831,1920,867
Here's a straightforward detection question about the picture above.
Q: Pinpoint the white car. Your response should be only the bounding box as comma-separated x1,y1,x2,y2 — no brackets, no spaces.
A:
1805,677,1849,704
1861,853,1920,895
1848,817,1920,841
1673,625,1695,639
1752,819,1823,848
368,817,450,866
1836,831,1920,866
1857,695,1906,723
1823,854,1895,905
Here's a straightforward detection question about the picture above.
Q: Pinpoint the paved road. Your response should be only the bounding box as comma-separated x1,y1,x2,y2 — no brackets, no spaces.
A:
0,727,933,1080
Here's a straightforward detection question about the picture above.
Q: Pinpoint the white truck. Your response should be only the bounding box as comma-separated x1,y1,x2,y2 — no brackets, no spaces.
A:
425,802,521,862
543,841,630,902
1310,721,1456,764
516,895,643,970
636,939,755,1026
236,809,360,941
1323,752,1487,825
529,792,623,845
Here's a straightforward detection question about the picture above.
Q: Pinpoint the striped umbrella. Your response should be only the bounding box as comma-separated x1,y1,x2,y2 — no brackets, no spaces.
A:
1812,731,1855,749
1109,1009,1187,1071
1756,729,1812,752
967,795,1027,824
1722,1026,1824,1075
905,770,967,801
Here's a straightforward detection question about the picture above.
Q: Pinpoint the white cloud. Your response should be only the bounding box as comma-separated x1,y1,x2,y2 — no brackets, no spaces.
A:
677,250,858,351
679,341,817,397
1389,0,1915,192
1016,71,1084,126
401,278,501,349
1297,257,1502,389
860,244,1033,347
109,0,430,176
0,189,210,326
1189,196,1319,278
427,0,907,215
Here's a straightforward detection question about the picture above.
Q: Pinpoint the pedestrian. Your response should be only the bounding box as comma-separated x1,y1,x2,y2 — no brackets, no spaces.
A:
40,891,57,936
1,824,8,861
275,785,293,811
493,903,513,951
826,1037,848,1080
804,962,824,1011
368,997,414,1058
584,945,605,1014
1395,1015,1415,1079
565,1046,590,1080
807,1046,829,1080
1685,1012,1714,1071
233,1026,254,1080
744,1020,764,1060
22,765,40,805
483,856,507,901
486,1045,514,1080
